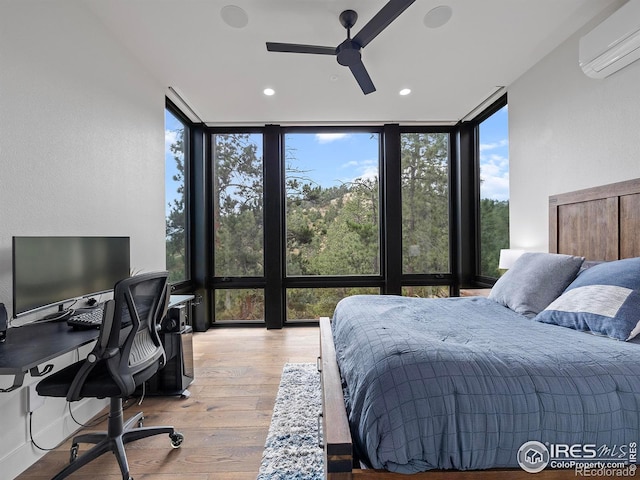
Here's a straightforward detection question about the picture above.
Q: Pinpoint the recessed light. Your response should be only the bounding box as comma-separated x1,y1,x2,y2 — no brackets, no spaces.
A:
221,5,249,29
263,88,275,96
399,88,411,96
423,5,452,29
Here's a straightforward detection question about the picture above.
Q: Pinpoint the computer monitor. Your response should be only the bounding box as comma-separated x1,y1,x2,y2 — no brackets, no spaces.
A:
12,236,130,318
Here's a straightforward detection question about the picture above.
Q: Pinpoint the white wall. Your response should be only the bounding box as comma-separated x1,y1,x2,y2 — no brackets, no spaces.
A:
508,1,640,252
0,1,166,477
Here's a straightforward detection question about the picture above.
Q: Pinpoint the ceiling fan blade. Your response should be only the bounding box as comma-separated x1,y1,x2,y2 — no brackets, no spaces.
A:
348,58,376,95
266,42,336,55
352,0,415,49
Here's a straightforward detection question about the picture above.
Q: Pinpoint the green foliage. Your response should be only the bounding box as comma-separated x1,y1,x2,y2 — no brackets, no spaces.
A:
213,134,264,277
480,198,510,277
401,133,450,273
402,285,450,298
298,178,380,276
166,127,187,283
204,131,508,321
287,287,380,320
215,289,264,321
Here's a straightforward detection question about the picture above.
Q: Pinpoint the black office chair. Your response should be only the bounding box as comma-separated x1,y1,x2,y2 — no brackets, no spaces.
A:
36,271,184,480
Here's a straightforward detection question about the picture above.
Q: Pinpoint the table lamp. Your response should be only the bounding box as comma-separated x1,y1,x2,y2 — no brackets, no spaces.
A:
498,249,525,270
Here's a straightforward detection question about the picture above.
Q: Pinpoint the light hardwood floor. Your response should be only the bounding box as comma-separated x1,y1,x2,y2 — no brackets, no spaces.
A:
16,325,320,480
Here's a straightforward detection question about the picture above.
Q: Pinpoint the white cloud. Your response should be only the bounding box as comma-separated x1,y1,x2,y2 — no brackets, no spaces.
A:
315,133,350,143
349,159,378,182
479,139,508,151
480,173,509,201
480,153,509,201
340,160,359,169
165,129,178,150
356,165,379,182
480,154,508,174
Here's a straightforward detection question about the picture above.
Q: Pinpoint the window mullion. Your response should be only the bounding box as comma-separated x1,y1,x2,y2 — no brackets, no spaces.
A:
264,125,284,328
382,123,402,295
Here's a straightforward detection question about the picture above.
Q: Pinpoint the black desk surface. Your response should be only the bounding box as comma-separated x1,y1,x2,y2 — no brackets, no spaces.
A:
0,320,99,375
0,295,192,391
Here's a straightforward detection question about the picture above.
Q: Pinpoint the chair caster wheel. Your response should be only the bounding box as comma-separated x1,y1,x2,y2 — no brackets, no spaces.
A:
70,443,79,463
170,432,184,448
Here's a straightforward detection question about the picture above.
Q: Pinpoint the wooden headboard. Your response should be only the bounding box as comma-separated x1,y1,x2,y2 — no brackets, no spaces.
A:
549,178,640,261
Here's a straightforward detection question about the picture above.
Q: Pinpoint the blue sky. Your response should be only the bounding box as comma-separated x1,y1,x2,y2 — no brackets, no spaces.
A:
478,105,509,201
165,106,510,213
284,109,509,202
165,110,183,216
285,133,379,189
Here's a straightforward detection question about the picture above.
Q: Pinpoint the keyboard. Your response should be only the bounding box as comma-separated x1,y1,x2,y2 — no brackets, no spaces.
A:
67,306,104,329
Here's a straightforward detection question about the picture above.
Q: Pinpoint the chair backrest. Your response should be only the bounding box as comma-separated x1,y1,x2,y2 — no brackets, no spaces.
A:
66,271,170,401
109,271,170,394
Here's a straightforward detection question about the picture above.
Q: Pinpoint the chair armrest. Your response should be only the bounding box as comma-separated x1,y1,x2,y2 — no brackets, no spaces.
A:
66,355,98,402
66,301,118,402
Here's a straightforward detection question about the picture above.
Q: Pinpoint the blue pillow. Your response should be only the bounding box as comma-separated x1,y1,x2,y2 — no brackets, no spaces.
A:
534,257,640,341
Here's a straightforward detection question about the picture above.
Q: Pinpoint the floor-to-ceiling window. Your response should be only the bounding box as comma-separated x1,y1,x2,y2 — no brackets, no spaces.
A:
284,132,380,277
477,101,509,278
400,131,451,298
284,131,382,321
170,105,507,328
165,103,189,284
211,132,265,323
203,126,457,327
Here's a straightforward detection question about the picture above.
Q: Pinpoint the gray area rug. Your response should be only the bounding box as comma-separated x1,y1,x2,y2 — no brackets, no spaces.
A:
257,363,324,480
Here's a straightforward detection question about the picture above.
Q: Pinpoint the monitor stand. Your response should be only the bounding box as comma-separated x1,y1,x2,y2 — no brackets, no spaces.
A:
41,306,73,322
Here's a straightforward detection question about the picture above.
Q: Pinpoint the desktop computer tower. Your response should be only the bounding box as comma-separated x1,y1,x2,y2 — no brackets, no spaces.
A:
143,305,194,396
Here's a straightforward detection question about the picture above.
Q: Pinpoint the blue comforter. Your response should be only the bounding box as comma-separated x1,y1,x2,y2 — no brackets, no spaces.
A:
332,295,640,473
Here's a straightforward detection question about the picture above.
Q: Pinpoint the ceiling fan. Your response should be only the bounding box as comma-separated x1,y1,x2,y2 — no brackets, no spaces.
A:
266,0,416,95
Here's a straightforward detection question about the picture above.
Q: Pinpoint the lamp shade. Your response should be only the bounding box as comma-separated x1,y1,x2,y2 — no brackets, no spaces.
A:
498,249,525,270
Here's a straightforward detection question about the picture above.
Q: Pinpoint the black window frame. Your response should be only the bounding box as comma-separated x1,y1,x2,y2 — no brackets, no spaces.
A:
397,126,458,295
208,127,267,326
472,94,509,286
167,94,507,329
282,125,385,286
165,98,194,293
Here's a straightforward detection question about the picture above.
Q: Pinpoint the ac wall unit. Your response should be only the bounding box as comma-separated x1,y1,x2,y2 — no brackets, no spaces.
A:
579,0,640,79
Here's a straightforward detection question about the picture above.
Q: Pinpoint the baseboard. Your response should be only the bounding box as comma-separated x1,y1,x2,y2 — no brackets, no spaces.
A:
0,395,107,479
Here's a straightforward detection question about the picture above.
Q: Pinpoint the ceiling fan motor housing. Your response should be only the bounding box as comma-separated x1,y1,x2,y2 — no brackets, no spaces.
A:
336,40,362,66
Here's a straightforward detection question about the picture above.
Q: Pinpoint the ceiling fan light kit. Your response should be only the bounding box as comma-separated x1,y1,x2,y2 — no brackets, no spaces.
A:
266,0,416,95
423,5,453,29
220,5,249,29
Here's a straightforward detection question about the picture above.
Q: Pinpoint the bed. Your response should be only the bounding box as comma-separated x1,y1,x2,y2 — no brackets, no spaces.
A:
319,178,640,479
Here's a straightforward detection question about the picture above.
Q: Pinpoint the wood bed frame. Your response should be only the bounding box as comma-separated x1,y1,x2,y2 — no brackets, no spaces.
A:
319,178,640,479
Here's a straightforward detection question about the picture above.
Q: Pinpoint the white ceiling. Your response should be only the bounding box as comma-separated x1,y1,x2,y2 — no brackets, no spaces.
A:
82,0,617,126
